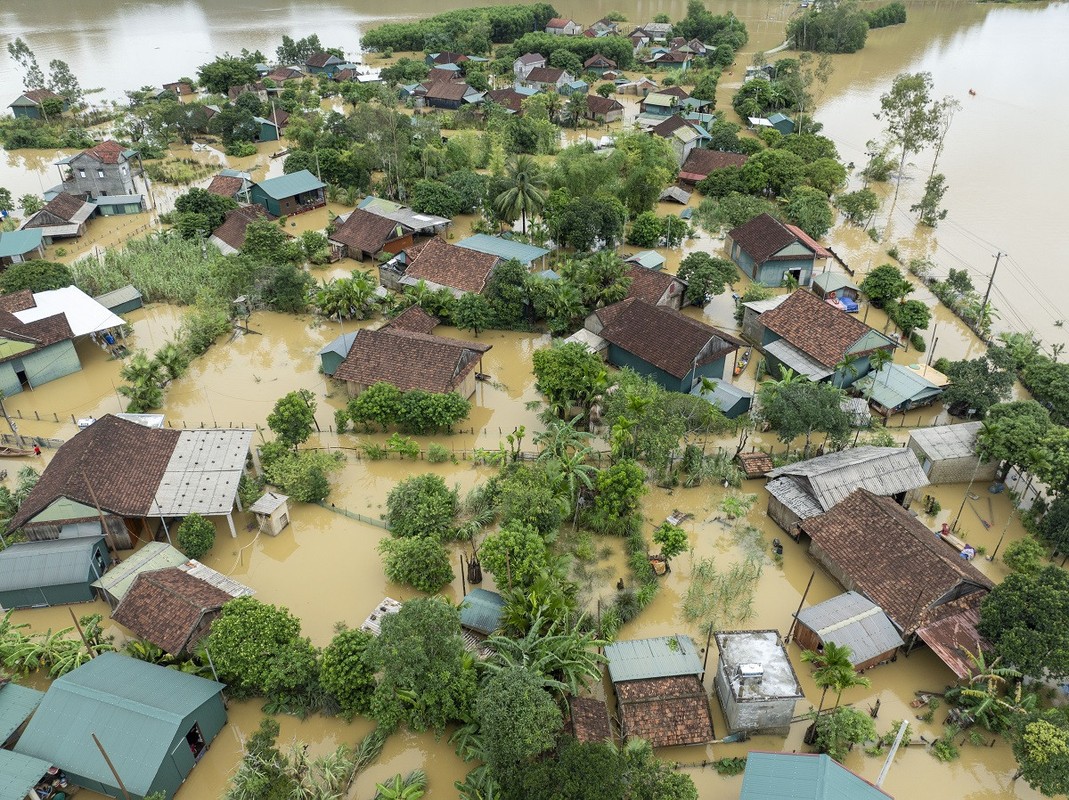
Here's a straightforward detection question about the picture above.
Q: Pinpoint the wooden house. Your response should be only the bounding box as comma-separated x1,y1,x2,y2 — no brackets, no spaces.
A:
605,636,714,747
764,446,929,535
853,363,947,417
793,591,904,671
250,169,325,216
329,207,413,261
0,536,110,609
16,653,227,799
907,421,999,484
20,193,96,243
727,213,831,288
713,630,803,736
585,298,742,393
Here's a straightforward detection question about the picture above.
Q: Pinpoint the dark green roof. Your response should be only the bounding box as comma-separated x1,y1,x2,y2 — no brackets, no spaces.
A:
254,169,325,200
740,752,892,800
459,588,504,635
0,536,104,592
15,652,224,797
0,749,52,800
0,681,43,744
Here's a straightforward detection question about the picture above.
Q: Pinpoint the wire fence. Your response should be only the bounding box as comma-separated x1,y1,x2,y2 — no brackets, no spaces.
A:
315,501,389,529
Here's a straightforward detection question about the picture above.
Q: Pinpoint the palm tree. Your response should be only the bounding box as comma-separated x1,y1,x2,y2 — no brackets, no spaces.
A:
801,641,870,713
565,92,589,129
834,353,860,389
153,343,189,384
867,347,894,397
491,155,547,235
374,770,428,800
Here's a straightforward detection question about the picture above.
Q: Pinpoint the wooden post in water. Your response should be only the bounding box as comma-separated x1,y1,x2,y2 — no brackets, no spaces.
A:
876,720,909,787
69,608,95,657
460,554,467,597
785,571,816,644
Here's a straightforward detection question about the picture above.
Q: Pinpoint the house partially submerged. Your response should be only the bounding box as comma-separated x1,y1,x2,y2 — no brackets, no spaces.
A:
331,312,491,399
713,630,803,735
357,196,451,237
513,53,547,80
740,752,893,800
585,298,742,393
605,635,714,748
0,536,110,609
8,88,66,119
678,148,748,185
250,169,326,216
754,290,897,385
459,587,504,655
19,193,96,243
584,93,625,123
649,115,710,165
690,379,753,419
764,446,929,535
793,591,904,671
0,296,78,396
567,697,613,743
329,207,413,261
112,568,232,656
54,140,144,204
625,250,666,271
797,489,994,643
907,421,998,484
853,362,948,417
400,237,501,297
623,265,685,309
209,205,278,254
811,272,860,304
0,679,44,748
0,229,44,266
16,653,226,799
521,67,573,91
545,17,582,35
727,213,832,287
455,234,550,270
423,80,480,110
93,285,144,316
8,414,255,545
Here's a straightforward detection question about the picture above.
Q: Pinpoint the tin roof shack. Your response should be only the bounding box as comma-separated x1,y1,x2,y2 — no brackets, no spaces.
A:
112,568,231,656
0,749,55,800
0,536,109,609
250,169,326,216
8,88,67,119
793,592,904,672
907,421,998,485
567,697,613,743
811,272,860,302
249,492,291,536
797,490,994,643
8,415,254,547
459,588,504,656
93,284,143,315
764,446,929,536
853,363,947,417
585,298,741,394
90,541,253,605
690,378,753,419
0,229,44,266
604,635,714,748
713,630,803,736
740,751,893,800
16,653,226,799
0,680,44,748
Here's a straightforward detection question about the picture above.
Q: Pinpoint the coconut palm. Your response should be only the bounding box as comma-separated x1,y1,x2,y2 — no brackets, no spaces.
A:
801,641,870,714
491,155,547,235
834,353,860,389
867,347,894,395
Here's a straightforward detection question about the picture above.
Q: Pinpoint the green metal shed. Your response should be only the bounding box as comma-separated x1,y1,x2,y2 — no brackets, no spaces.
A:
459,588,504,635
0,749,53,800
0,680,44,747
89,541,187,605
0,536,109,609
93,284,144,315
250,170,326,217
15,652,227,800
318,331,358,377
740,751,892,799
767,112,795,135
604,635,703,683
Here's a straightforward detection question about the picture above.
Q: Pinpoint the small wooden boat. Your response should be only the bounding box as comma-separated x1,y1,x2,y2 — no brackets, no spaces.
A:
734,348,752,376
0,446,35,457
269,148,291,159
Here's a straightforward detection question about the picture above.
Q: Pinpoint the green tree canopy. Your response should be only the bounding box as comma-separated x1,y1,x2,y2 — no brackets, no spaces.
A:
379,535,455,593
385,474,458,538
978,401,1052,478
1012,711,1069,797
532,341,607,419
0,260,72,293
267,390,317,449
319,626,376,719
176,513,215,560
475,666,563,777
197,57,259,94
479,521,548,590
979,566,1069,679
860,264,912,308
757,377,850,451
676,252,737,305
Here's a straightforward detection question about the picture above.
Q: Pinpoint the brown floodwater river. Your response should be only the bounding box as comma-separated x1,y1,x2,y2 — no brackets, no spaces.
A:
0,1,1065,797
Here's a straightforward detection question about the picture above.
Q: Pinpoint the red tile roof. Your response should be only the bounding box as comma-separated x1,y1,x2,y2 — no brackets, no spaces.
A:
585,94,623,117
430,52,468,65
525,67,566,84
306,51,341,68
330,208,409,257
759,289,881,369
486,88,526,114
737,451,774,478
623,265,679,305
583,54,617,68
915,593,992,679
785,223,833,259
332,327,491,393
384,305,439,334
728,213,810,266
39,193,90,223
0,290,35,314
616,675,713,747
211,205,277,251
18,88,62,105
424,81,472,102
678,149,748,182
799,490,993,634
0,306,74,367
112,568,231,655
404,237,500,295
162,82,194,96
593,298,742,380
81,140,128,165
205,175,244,199
9,415,181,531
546,17,574,28
568,697,613,743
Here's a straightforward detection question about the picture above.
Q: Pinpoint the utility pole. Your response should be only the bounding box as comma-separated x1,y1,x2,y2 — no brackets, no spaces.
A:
980,251,1004,334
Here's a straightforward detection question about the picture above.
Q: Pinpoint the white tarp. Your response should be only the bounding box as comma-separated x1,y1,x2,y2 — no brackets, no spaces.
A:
13,286,125,337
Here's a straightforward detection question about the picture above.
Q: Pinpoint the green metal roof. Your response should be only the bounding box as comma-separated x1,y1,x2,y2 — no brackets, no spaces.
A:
604,635,702,683
455,234,549,266
0,228,43,259
0,749,52,800
459,588,504,635
89,541,187,601
318,331,358,359
626,250,666,270
0,536,104,592
93,284,143,310
15,653,224,797
740,752,891,800
853,363,943,412
254,169,325,200
28,496,99,524
811,272,858,294
0,681,44,743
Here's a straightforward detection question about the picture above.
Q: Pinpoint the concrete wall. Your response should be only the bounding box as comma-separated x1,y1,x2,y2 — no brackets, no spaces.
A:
908,440,999,485
741,307,766,344
714,660,796,735
67,154,137,198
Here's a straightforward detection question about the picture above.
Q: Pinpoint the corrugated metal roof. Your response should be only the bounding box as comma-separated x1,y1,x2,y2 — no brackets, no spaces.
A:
154,429,253,516
765,446,929,513
358,196,450,232
852,363,943,411
794,592,904,666
740,752,892,800
0,228,43,258
318,331,358,359
626,250,666,270
909,421,983,462
248,491,288,515
93,284,143,309
0,749,53,800
90,541,186,600
691,379,753,416
605,635,702,683
92,194,144,206
766,476,825,519
763,338,834,381
177,559,254,597
811,272,858,294
455,234,549,266
742,294,790,314
0,682,44,743
254,169,325,200
0,536,104,592
360,597,402,636
459,588,504,636
15,653,224,798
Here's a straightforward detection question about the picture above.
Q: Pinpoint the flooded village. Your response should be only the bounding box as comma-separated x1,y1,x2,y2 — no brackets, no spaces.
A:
0,1,1068,799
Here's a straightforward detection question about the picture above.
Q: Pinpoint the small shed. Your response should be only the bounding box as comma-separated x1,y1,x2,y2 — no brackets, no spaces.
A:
250,170,326,216
93,285,144,315
737,451,774,479
767,112,795,135
907,421,998,484
567,697,613,744
713,630,803,735
658,186,691,204
0,229,45,266
0,536,109,609
690,378,753,419
0,750,54,800
605,635,714,748
15,653,227,799
740,752,892,800
625,250,666,271
811,272,859,302
318,331,358,376
249,492,291,536
739,293,789,344
460,588,504,657
853,363,946,417
793,592,904,671
0,680,44,747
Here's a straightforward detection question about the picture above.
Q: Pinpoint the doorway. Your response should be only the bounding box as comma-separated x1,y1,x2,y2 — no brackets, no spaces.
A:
14,369,29,390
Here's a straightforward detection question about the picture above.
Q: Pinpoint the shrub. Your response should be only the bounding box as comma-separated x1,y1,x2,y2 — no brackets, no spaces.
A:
177,513,215,559
385,474,458,538
379,536,455,592
427,443,454,463
225,141,258,157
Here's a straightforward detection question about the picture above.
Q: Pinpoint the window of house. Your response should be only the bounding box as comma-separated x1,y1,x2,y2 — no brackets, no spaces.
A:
97,169,105,178
121,166,127,175
78,169,86,178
